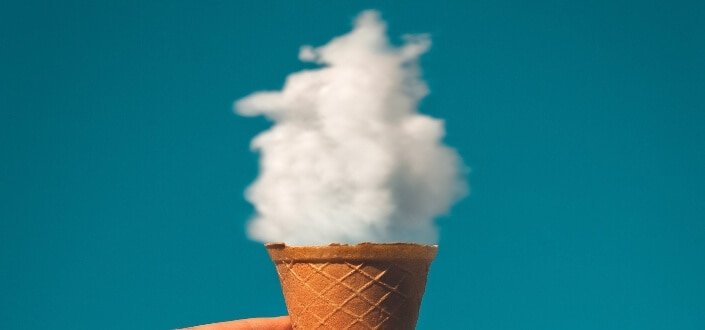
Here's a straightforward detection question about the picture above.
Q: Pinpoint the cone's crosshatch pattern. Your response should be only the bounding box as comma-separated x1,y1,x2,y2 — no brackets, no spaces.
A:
266,243,437,330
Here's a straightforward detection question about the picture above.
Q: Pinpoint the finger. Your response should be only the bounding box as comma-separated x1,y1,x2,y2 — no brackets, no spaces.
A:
181,316,291,330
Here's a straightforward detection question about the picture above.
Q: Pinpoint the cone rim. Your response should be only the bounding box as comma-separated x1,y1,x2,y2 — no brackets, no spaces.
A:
265,242,438,262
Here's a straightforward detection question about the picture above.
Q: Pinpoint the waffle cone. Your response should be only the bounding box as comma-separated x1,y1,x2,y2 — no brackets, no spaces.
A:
266,242,438,329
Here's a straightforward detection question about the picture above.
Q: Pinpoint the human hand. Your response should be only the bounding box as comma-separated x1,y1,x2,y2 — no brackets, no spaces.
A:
181,316,291,330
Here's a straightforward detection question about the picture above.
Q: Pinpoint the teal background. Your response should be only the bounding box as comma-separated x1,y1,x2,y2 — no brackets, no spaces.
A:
2,1,704,329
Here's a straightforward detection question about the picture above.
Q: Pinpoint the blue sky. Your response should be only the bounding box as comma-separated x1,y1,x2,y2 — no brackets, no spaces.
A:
1,1,704,329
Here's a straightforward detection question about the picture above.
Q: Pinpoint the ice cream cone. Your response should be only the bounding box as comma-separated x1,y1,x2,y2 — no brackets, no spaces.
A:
266,242,438,329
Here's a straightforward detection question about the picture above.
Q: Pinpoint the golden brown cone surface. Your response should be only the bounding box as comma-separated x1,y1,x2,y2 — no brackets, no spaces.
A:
266,243,437,330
